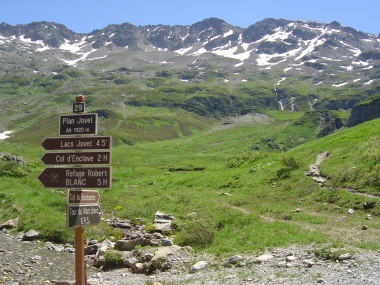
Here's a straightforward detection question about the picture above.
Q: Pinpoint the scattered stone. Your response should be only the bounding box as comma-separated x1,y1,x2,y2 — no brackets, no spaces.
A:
144,253,154,261
85,244,98,255
286,255,297,262
100,239,114,249
254,253,273,264
48,245,64,252
113,221,132,229
93,251,105,268
338,253,352,261
132,262,145,274
22,229,40,241
304,259,315,268
54,281,95,285
348,209,355,214
363,201,376,210
366,215,372,220
123,256,138,268
153,232,164,239
115,240,137,251
153,211,175,233
151,246,179,269
0,218,19,230
88,240,99,245
361,225,369,230
31,255,41,261
290,208,302,213
159,238,174,247
190,261,208,272
223,255,243,267
0,152,26,166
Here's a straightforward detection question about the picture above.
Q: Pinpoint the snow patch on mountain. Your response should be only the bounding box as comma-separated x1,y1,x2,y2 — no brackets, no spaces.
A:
223,30,234,37
332,82,348,87
175,47,193,55
212,46,252,61
257,48,301,66
59,37,89,53
295,29,327,60
253,27,291,43
352,61,369,66
0,131,12,140
60,48,97,66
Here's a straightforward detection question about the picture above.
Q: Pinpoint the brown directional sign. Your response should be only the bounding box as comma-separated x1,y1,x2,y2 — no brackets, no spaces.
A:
42,136,111,150
68,190,100,204
59,113,97,135
67,204,102,228
38,167,111,189
41,152,111,165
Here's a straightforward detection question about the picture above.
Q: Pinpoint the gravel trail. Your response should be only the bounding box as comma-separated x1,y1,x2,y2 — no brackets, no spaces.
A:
2,230,380,285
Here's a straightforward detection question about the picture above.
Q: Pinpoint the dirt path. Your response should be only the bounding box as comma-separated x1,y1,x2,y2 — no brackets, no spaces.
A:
305,151,379,199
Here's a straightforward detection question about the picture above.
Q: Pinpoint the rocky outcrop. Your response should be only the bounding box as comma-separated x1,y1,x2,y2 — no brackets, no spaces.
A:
316,111,345,137
0,218,19,230
347,94,380,126
0,152,26,166
293,110,345,138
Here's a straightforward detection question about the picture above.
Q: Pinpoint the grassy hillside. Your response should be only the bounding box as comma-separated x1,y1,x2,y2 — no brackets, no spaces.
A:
0,113,379,254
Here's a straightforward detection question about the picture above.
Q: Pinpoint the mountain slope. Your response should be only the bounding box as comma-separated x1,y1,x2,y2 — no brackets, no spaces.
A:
0,18,379,88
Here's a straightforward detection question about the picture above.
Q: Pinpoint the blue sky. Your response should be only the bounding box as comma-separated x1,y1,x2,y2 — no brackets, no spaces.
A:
0,0,379,34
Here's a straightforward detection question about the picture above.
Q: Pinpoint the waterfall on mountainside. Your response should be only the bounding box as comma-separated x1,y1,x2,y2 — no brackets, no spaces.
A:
274,82,284,111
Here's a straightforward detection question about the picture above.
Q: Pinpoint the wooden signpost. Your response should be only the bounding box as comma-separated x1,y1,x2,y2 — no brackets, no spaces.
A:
68,190,100,204
38,166,111,188
39,95,111,285
41,151,111,165
42,136,111,150
67,204,102,228
59,113,98,135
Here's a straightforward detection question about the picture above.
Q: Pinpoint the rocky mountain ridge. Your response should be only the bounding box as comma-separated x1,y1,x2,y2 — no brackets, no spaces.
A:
0,18,379,88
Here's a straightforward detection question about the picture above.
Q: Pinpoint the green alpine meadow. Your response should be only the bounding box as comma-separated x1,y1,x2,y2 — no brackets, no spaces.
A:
0,17,379,258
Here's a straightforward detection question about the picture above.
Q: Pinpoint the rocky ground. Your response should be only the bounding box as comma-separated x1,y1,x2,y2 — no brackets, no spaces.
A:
1,229,380,285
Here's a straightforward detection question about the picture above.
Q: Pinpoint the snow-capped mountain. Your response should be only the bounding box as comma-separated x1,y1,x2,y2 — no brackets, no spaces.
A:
0,18,379,87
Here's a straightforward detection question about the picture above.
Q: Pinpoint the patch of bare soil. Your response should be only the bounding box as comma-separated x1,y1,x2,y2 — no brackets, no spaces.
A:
206,112,275,134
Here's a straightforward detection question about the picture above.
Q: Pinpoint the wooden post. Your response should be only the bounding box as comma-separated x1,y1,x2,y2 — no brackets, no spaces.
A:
75,226,86,285
75,94,86,285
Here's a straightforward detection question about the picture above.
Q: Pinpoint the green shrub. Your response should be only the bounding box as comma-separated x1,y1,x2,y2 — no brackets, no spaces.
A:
145,223,157,233
226,151,264,168
175,217,216,248
113,78,132,85
104,251,124,269
313,247,354,261
42,228,70,243
0,161,28,178
276,167,291,179
281,155,300,170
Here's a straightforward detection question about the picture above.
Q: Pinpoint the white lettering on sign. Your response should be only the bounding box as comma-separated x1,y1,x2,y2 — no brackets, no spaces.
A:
77,117,94,124
65,169,86,179
66,178,87,186
76,140,92,148
60,141,74,148
62,117,75,125
87,169,108,177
